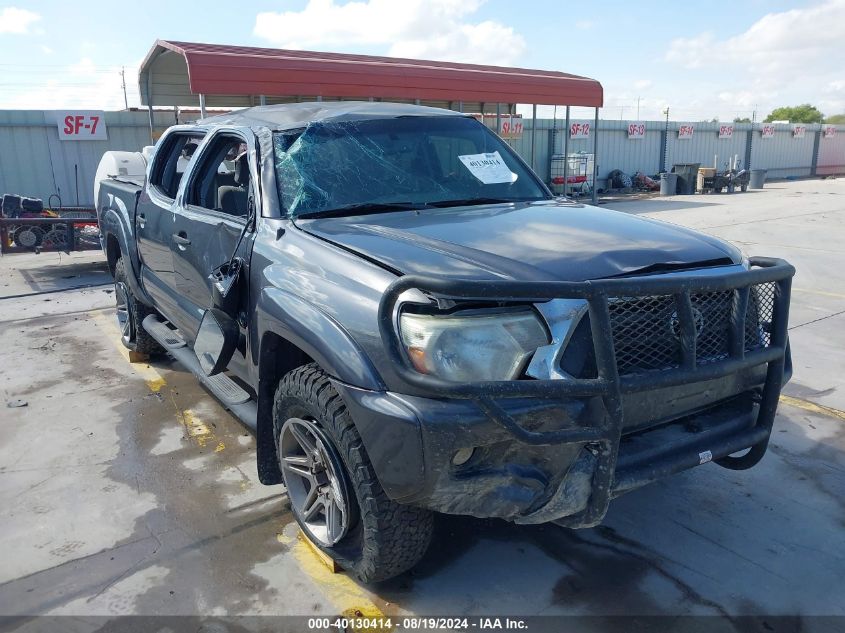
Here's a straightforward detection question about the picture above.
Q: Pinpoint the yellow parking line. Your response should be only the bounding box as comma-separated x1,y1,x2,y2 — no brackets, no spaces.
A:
91,311,165,392
94,309,386,627
780,394,845,422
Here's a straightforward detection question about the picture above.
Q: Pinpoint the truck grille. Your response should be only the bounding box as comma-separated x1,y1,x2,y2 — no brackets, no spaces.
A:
607,283,777,375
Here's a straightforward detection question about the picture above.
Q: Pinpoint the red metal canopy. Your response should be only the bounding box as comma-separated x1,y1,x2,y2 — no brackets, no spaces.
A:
140,40,603,108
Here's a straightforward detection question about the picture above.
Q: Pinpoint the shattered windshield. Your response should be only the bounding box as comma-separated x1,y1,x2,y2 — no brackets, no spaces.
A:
273,116,550,218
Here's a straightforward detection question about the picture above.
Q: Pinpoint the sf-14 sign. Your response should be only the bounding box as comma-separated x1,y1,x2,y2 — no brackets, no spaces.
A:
56,111,108,141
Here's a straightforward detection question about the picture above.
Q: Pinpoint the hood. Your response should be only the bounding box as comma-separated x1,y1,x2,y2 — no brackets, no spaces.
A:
295,201,741,282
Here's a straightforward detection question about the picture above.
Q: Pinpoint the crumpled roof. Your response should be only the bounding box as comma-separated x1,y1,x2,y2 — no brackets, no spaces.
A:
199,101,463,131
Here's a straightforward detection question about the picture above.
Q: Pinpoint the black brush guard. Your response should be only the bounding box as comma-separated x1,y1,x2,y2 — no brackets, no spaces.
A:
378,257,794,527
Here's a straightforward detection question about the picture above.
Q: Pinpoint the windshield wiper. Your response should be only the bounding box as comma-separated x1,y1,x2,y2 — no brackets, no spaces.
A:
425,197,527,208
296,202,432,219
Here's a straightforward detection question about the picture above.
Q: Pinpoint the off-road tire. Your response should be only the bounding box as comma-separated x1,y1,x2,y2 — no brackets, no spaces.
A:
114,257,163,355
273,363,433,582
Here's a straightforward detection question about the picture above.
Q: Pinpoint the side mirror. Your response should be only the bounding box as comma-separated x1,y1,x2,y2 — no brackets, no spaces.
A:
194,308,239,376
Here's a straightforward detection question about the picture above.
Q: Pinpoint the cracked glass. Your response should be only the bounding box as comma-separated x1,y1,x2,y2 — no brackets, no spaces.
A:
273,116,549,217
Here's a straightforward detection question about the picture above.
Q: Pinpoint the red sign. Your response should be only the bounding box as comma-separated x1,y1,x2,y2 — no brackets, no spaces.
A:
678,124,694,139
718,125,734,139
570,122,591,139
627,122,646,139
823,126,837,138
56,110,107,141
761,125,775,138
499,115,523,140
793,125,806,138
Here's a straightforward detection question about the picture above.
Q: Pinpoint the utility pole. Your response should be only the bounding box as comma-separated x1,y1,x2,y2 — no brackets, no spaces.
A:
662,106,670,173
120,66,128,110
636,96,641,120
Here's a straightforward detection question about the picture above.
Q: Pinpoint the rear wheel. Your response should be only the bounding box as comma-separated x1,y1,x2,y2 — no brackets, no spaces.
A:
114,257,162,355
274,364,433,582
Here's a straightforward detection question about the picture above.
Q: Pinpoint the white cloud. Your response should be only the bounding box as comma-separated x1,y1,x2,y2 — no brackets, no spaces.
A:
633,79,652,91
664,0,845,117
0,6,41,34
575,20,593,30
41,45,53,54
254,0,526,65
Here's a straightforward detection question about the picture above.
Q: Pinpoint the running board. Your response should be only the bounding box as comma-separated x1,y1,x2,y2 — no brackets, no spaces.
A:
141,315,257,433
143,316,187,349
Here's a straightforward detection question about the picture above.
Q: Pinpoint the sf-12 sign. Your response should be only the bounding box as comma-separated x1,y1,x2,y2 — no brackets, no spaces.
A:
627,122,646,139
823,126,837,138
761,125,775,138
570,122,591,139
718,124,734,139
793,125,806,139
678,124,694,139
57,111,107,141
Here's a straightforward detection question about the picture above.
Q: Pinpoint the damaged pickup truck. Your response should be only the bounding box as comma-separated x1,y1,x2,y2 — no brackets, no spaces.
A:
95,102,794,582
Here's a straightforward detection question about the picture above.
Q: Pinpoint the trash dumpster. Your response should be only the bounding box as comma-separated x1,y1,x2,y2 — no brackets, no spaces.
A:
750,169,767,189
673,163,701,195
660,172,678,196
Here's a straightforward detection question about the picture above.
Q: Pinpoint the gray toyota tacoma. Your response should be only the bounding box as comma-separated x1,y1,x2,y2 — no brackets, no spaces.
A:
95,102,794,582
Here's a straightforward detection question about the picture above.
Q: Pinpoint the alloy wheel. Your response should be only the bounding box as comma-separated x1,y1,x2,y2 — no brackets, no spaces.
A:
280,417,352,546
114,281,133,346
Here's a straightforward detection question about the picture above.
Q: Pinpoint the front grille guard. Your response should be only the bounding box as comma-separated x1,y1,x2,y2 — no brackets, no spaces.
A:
378,257,794,525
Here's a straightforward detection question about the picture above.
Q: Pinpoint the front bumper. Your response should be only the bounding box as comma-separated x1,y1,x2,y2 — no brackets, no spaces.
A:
347,257,794,527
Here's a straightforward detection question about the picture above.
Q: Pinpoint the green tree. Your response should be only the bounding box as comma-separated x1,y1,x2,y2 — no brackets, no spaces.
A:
764,104,825,123
826,113,845,124
733,116,751,123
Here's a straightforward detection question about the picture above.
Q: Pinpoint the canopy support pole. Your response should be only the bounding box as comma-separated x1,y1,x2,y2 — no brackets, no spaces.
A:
259,95,267,105
592,106,599,204
531,104,538,171
563,106,570,197
199,94,207,119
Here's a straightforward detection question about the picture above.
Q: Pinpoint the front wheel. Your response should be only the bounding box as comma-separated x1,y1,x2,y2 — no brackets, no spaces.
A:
274,364,433,582
114,257,163,355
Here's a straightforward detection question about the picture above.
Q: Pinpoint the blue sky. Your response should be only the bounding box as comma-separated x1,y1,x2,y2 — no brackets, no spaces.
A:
1,0,842,120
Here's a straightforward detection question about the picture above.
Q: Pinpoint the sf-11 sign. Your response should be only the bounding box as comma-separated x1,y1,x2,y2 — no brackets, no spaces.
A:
718,125,734,139
823,126,837,138
57,111,107,141
793,125,806,139
678,124,694,139
627,122,646,139
761,125,775,138
499,115,523,140
570,122,591,139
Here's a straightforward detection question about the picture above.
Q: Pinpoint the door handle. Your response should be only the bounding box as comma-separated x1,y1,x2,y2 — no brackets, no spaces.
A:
172,233,191,249
137,213,146,228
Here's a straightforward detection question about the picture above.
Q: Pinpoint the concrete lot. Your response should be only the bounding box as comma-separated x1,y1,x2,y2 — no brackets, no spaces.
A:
0,179,843,622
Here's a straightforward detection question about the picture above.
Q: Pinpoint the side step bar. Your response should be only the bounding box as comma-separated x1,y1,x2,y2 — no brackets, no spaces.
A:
141,314,257,433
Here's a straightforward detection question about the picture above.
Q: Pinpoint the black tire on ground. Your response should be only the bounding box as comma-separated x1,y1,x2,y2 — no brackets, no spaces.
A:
273,363,434,582
741,184,748,192
114,257,163,355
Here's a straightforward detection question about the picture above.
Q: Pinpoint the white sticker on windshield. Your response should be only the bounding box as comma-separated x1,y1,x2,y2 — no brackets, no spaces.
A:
458,151,517,184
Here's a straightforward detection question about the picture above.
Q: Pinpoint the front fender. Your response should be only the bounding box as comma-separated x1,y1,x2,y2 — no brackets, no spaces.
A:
99,193,154,306
256,287,385,390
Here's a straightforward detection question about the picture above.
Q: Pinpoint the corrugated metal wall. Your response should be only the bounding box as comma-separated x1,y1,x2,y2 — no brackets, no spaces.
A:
0,110,173,207
749,123,818,179
0,109,843,206
817,130,845,175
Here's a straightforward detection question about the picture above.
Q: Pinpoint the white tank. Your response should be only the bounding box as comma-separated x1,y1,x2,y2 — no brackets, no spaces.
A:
93,150,148,207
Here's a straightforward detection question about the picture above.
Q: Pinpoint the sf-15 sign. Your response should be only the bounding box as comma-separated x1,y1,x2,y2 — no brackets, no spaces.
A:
57,111,108,141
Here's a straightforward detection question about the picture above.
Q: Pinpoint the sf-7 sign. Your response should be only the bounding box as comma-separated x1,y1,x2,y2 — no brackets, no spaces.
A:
56,111,108,141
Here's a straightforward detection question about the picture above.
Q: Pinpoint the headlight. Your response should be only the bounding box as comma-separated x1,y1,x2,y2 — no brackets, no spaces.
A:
399,310,549,382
